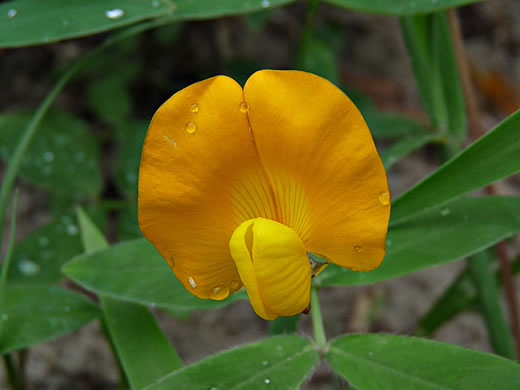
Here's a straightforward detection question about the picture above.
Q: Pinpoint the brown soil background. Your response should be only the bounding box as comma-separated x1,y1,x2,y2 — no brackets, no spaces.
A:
1,1,520,389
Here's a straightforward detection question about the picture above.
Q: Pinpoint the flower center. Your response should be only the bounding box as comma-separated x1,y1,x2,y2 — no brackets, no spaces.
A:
229,217,312,320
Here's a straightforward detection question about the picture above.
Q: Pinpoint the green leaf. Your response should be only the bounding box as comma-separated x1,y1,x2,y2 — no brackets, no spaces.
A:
318,196,520,286
144,336,318,390
364,110,426,140
62,239,246,315
76,206,184,389
327,334,520,390
0,286,99,354
466,250,516,359
391,109,520,223
0,0,296,48
102,298,183,389
0,111,102,196
118,206,143,241
268,315,301,336
381,132,437,169
326,0,483,15
115,121,148,199
7,210,103,285
400,13,466,143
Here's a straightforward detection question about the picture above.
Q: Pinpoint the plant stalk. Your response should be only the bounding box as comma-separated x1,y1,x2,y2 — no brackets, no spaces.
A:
311,287,327,353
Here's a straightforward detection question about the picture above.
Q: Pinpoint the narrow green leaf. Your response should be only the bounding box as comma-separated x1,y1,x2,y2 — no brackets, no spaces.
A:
417,256,520,337
381,132,437,169
327,334,520,390
0,286,99,354
391,109,520,223
466,250,516,359
400,13,466,143
62,239,246,314
318,196,520,286
0,111,102,196
326,0,482,15
144,336,318,390
76,207,184,389
0,0,295,48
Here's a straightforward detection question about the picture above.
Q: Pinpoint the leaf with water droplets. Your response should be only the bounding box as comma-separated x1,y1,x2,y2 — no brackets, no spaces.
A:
327,334,520,390
8,208,105,285
318,196,520,286
0,0,295,48
0,286,100,354
144,336,318,390
62,239,246,315
0,111,102,196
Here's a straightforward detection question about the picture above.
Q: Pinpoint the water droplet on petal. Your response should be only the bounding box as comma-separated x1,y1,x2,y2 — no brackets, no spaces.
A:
261,0,271,8
440,208,451,217
354,246,364,254
43,151,54,162
378,191,390,205
210,285,229,299
239,102,249,113
188,276,197,288
67,225,79,235
105,8,125,20
264,378,271,384
231,279,240,290
185,121,197,134
7,9,17,19
18,259,40,275
190,103,199,113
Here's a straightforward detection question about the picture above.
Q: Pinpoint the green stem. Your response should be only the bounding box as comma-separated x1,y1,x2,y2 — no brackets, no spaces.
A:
310,287,327,352
3,354,21,390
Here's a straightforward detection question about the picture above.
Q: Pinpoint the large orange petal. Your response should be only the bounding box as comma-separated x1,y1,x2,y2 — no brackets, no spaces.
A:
138,76,277,299
244,70,390,271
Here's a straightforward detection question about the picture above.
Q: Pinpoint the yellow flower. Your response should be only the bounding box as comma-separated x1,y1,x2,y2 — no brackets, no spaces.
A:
138,70,390,320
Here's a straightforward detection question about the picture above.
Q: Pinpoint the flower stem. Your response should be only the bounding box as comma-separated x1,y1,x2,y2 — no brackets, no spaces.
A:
310,287,327,352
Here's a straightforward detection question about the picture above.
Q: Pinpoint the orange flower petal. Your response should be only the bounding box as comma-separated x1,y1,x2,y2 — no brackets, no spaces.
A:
244,70,390,271
138,76,277,299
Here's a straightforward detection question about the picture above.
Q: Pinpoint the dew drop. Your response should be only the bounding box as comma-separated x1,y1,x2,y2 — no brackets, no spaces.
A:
239,102,249,113
43,151,55,162
440,208,451,217
39,236,49,246
231,279,241,290
152,0,160,7
209,387,219,390
264,378,271,384
210,285,229,300
190,103,199,113
354,245,364,254
105,8,125,20
62,19,69,27
67,224,79,235
261,0,271,8
7,9,17,19
368,351,374,356
185,121,197,134
261,360,269,366
378,191,390,205
188,276,197,288
18,259,40,275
